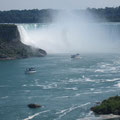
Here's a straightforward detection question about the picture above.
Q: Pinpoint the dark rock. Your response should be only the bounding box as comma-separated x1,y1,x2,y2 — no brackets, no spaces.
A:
95,101,101,105
28,104,41,108
0,24,47,60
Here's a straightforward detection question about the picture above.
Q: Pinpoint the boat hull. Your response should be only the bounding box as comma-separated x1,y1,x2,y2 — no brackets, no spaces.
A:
25,71,36,74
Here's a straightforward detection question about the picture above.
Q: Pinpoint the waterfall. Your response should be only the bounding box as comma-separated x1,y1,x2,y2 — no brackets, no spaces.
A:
17,22,120,54
18,25,31,45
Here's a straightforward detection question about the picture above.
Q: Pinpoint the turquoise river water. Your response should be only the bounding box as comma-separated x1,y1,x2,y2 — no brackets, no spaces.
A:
0,54,120,120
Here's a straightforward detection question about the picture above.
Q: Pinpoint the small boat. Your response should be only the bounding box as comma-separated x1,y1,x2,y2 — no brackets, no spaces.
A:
25,67,36,74
71,54,80,59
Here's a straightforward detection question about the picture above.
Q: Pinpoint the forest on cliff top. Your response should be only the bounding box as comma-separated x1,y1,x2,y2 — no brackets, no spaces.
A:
0,7,120,23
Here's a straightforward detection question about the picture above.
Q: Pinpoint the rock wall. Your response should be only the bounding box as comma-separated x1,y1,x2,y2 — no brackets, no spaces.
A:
0,24,47,59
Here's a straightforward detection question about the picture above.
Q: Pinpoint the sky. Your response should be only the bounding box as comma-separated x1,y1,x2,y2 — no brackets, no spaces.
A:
0,0,120,10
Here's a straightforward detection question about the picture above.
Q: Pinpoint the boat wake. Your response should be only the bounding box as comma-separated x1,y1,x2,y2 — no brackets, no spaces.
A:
23,110,50,120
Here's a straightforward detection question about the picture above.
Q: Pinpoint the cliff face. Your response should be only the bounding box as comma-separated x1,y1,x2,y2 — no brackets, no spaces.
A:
0,24,47,59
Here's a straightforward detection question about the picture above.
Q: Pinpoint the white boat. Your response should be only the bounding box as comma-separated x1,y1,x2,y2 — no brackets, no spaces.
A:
25,67,36,74
71,54,80,59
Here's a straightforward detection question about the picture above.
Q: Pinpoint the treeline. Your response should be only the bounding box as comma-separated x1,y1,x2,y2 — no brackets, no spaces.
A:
0,7,120,23
0,9,56,23
87,6,120,22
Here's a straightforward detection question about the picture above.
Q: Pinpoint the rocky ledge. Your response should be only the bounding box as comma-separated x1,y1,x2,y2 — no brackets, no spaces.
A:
0,24,47,60
91,96,120,115
28,103,41,108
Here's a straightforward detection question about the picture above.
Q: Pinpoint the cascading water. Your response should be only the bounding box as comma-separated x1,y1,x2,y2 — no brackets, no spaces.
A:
18,12,120,54
18,25,31,45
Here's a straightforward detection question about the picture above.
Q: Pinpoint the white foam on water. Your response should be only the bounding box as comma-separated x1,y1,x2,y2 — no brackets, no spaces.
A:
75,92,93,97
67,77,95,84
34,79,58,89
114,83,120,87
54,102,90,120
95,60,120,74
75,93,81,97
30,82,58,89
109,67,117,71
75,88,116,97
101,64,107,68
106,78,120,82
77,112,120,120
95,69,105,73
23,110,50,120
93,91,102,94
85,77,95,82
76,111,99,120
22,84,27,87
67,78,83,83
104,89,116,93
64,87,78,90
56,109,68,114
90,88,95,91
55,96,69,99
1,96,9,99
39,83,58,89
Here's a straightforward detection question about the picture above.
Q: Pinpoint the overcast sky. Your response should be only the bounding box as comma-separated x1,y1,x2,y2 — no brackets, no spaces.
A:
0,0,120,10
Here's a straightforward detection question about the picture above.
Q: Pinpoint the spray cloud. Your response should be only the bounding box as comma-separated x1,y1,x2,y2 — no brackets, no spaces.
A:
18,10,120,54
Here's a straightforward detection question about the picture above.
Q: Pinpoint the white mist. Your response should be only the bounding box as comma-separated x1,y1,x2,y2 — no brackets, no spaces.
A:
18,11,120,54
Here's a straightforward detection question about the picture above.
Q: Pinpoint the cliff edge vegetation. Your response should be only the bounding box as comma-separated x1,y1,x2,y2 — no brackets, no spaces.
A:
91,96,120,115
